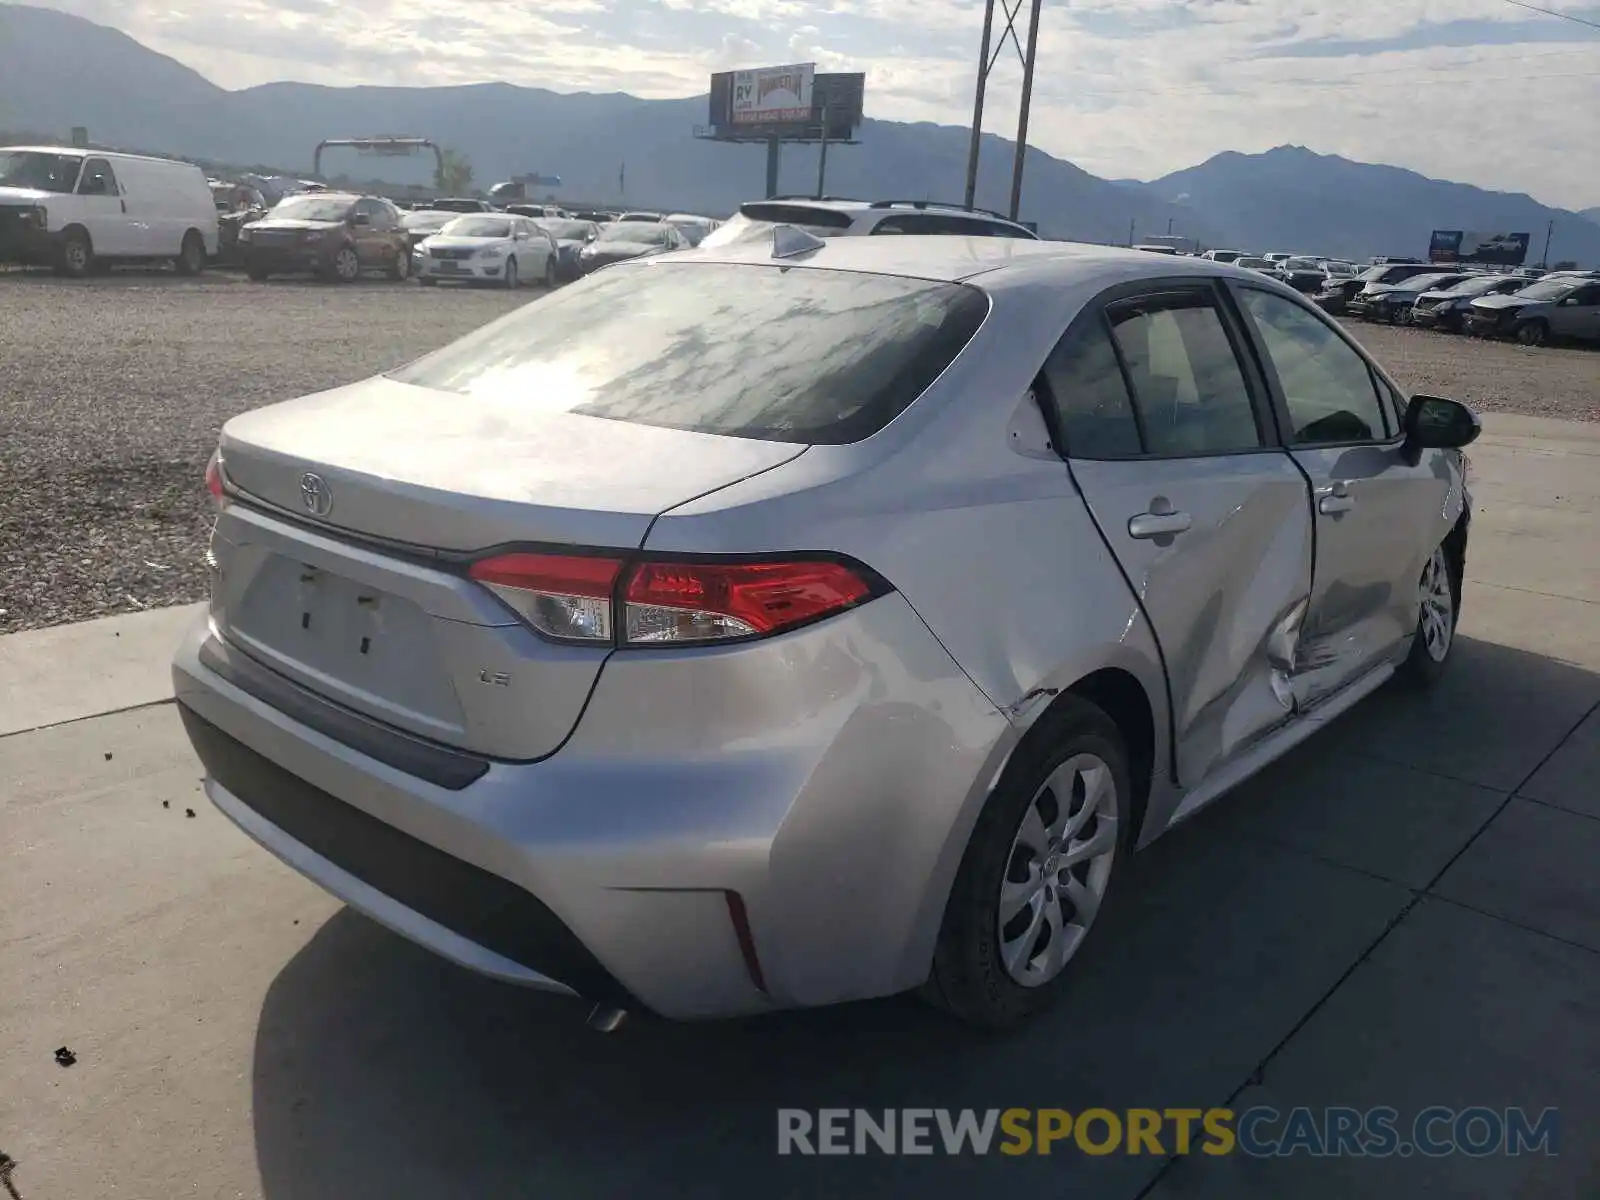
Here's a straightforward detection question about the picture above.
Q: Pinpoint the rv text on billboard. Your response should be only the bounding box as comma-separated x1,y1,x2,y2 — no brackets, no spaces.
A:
1428,230,1532,267
732,63,816,124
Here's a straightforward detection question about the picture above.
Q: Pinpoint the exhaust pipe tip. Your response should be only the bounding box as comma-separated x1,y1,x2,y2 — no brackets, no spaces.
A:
586,1004,628,1033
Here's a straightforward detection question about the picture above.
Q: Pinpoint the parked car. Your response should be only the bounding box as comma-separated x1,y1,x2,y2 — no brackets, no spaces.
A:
577,220,687,273
1463,275,1600,345
701,199,1039,247
426,197,495,214
0,145,218,276
1316,262,1440,316
617,210,666,224
1273,257,1329,295
505,203,571,220
1200,249,1245,263
1234,256,1275,271
531,217,599,281
400,208,458,251
1135,244,1180,255
1410,274,1533,332
1262,252,1293,264
178,237,1477,1028
240,192,410,283
1320,260,1356,279
210,180,267,267
572,209,616,224
665,213,717,247
413,213,557,288
1349,272,1468,324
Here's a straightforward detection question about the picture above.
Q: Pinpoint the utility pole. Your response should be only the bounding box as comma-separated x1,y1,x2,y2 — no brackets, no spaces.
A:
964,0,1046,218
1128,217,1136,247
1541,219,1554,269
1167,216,1174,235
765,136,781,200
815,106,831,199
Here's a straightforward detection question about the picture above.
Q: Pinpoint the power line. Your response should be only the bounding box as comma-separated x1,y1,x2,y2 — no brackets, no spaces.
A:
1497,0,1600,31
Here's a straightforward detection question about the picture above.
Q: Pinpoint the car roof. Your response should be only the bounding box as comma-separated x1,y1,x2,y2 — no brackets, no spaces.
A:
2,145,194,166
658,234,1262,290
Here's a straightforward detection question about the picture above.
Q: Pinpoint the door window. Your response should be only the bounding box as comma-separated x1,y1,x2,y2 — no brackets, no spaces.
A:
77,158,118,196
354,199,391,230
1236,288,1390,443
1039,323,1143,459
1106,292,1262,456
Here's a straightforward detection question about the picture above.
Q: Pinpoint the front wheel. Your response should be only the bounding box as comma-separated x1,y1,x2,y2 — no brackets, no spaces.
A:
389,247,410,281
1515,320,1548,347
543,256,557,288
56,228,93,278
923,696,1130,1027
1398,543,1460,687
325,245,360,284
503,255,519,289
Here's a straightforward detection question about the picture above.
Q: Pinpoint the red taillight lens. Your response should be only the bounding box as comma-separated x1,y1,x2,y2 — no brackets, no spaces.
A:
622,559,875,644
204,450,225,507
467,551,884,647
468,552,622,643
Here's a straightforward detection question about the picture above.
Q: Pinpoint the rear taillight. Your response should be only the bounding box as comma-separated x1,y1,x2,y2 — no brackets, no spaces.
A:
468,552,623,643
204,450,226,508
623,559,875,644
467,551,885,647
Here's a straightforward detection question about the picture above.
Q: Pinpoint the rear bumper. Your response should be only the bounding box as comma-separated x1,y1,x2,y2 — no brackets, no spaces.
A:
173,602,1012,1019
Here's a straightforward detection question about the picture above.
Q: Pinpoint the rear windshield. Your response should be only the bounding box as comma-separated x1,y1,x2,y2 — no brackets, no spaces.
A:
700,207,854,248
391,262,989,445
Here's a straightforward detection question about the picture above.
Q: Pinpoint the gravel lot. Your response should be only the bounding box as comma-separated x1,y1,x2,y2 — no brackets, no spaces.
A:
0,273,526,633
1,271,1595,634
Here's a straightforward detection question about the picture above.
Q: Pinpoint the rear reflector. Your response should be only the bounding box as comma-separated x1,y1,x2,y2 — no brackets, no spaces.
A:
623,559,874,644
468,551,885,648
468,552,623,643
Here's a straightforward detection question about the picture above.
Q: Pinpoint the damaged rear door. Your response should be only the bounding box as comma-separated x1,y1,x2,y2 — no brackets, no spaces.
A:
1042,280,1313,788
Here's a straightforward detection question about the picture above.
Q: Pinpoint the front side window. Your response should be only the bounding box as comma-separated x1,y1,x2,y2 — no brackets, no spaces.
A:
1106,292,1261,456
391,263,990,445
0,150,84,193
1237,288,1390,444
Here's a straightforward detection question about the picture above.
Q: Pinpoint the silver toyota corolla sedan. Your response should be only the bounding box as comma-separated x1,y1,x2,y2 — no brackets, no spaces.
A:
174,233,1479,1028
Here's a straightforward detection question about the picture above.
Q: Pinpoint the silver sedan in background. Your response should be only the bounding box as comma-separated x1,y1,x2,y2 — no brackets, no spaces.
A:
176,236,1478,1028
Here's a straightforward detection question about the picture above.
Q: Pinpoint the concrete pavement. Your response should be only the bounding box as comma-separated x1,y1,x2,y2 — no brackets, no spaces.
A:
1,413,1596,1198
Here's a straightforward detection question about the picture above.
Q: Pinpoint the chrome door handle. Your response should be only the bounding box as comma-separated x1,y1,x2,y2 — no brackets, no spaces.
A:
1316,481,1355,515
1128,510,1193,539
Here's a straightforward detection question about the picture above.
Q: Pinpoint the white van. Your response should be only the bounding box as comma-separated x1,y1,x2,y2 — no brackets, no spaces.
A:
0,146,219,276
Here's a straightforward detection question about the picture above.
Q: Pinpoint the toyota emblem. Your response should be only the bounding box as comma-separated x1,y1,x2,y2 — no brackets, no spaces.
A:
300,472,333,517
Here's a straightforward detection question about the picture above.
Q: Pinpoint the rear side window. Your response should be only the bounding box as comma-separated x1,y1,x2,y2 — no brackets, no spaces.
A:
1040,324,1143,458
391,263,989,445
1107,293,1262,456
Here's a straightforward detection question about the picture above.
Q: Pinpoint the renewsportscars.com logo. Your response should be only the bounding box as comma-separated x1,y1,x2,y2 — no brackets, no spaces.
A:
777,1106,1560,1158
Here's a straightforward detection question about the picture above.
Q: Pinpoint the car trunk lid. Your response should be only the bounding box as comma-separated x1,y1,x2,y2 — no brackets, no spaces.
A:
211,376,805,759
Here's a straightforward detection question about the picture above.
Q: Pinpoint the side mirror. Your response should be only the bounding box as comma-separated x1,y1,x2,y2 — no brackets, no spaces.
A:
351,212,370,226
1404,395,1480,460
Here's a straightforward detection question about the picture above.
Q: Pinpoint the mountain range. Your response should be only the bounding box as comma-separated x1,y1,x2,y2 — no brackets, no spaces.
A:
2,2,1597,265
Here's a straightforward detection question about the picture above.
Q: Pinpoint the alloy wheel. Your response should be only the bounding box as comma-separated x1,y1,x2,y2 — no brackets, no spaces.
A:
335,248,359,282
998,753,1119,988
1419,546,1455,663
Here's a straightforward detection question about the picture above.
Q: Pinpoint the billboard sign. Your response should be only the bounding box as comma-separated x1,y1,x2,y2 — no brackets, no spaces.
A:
731,63,815,124
1428,230,1531,267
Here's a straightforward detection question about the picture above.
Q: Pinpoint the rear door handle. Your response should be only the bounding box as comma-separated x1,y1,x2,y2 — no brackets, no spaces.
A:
1128,510,1193,539
1316,481,1355,515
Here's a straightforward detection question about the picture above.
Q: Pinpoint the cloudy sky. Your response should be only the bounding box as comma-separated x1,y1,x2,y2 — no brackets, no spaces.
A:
28,0,1600,208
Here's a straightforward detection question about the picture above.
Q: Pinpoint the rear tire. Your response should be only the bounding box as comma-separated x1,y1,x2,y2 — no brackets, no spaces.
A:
175,230,206,276
503,255,519,289
247,264,270,282
419,276,438,287
922,696,1131,1028
56,227,93,278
